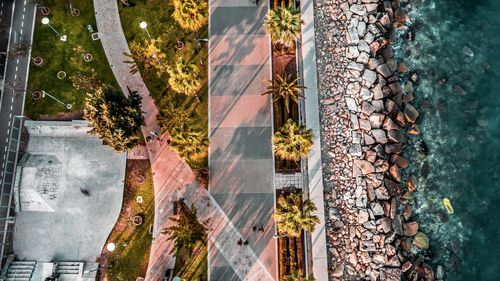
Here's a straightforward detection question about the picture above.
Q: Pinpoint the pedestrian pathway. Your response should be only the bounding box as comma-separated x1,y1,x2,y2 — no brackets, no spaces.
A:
93,0,275,280
300,0,329,279
209,0,277,280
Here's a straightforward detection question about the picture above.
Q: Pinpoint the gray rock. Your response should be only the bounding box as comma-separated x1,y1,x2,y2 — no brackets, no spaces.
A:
369,113,385,128
352,130,362,144
358,40,371,53
354,159,375,175
403,104,419,123
357,51,370,64
375,186,390,200
347,46,360,59
359,119,371,131
349,144,363,157
377,217,392,233
371,129,387,144
357,21,366,37
376,64,393,77
359,87,373,100
368,57,384,70
371,100,384,112
436,265,444,279
371,202,384,216
347,82,361,96
387,129,405,143
347,61,365,72
361,101,376,116
362,69,377,87
364,133,375,145
364,32,375,44
347,26,360,44
372,83,384,100
345,97,358,112
351,114,360,130
350,4,367,15
365,3,378,13
358,209,370,224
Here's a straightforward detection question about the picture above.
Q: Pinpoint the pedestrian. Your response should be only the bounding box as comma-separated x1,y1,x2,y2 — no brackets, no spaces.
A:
237,239,243,246
243,240,249,245
255,0,259,6
252,226,257,232
258,226,264,233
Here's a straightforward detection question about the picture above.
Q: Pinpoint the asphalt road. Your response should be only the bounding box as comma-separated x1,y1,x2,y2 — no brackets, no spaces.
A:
0,0,36,262
0,0,15,79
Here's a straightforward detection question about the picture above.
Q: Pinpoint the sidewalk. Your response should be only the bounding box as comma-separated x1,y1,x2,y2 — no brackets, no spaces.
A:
300,0,329,279
93,0,275,280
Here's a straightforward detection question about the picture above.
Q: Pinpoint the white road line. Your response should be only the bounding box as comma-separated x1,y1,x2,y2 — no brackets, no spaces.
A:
16,59,19,64
21,21,24,27
23,7,25,12
20,29,23,35
6,129,9,135
2,155,5,160
14,74,17,79
4,139,8,144
10,97,13,103
15,66,18,72
1,2,3,7
10,105,13,110
0,10,3,16
24,0,26,5
4,147,7,152
22,14,24,20
9,113,12,118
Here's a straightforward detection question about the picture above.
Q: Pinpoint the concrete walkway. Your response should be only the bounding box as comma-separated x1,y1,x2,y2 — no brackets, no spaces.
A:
93,1,275,280
208,0,277,280
300,0,329,279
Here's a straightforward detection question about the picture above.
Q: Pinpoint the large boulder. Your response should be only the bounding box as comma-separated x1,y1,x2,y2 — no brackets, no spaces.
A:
354,159,375,175
350,4,367,15
371,129,388,144
387,129,405,143
404,103,419,123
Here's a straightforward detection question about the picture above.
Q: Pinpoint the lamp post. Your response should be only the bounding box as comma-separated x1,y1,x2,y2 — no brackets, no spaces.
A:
139,21,151,39
41,90,72,109
41,17,67,41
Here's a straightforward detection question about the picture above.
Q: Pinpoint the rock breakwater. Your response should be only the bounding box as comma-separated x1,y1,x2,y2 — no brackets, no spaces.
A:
313,0,437,280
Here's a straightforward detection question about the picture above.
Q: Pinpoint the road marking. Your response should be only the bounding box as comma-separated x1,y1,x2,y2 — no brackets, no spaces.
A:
10,105,13,110
23,7,25,12
24,0,26,6
21,21,24,27
16,59,19,64
10,97,13,103
1,2,3,7
9,114,12,118
15,66,18,72
14,74,17,79
0,10,3,16
6,129,9,135
4,139,7,144
20,29,23,35
4,147,7,152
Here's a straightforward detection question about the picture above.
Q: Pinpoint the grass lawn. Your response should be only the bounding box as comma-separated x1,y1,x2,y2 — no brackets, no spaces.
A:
27,0,118,119
102,160,155,281
118,0,208,168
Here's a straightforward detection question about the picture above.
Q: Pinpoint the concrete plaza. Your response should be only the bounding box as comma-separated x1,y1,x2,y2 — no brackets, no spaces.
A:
12,121,126,262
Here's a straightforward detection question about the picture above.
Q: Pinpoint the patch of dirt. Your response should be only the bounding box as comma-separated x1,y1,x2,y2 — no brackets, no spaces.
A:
38,110,84,121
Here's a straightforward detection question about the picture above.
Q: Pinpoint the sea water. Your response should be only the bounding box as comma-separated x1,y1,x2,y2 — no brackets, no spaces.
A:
396,0,500,279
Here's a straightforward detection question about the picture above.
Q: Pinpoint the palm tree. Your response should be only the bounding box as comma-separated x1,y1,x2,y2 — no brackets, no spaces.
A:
262,73,305,113
265,2,303,48
162,204,206,253
169,123,208,162
166,57,203,97
284,271,316,281
172,0,208,31
272,119,313,162
274,193,319,237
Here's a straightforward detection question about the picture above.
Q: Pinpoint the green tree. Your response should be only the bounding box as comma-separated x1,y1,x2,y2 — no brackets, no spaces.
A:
283,271,315,281
162,204,206,253
124,38,166,76
274,193,319,237
272,119,313,162
262,73,305,113
172,0,208,31
83,88,144,152
158,99,194,132
170,123,208,163
166,57,203,97
265,3,303,48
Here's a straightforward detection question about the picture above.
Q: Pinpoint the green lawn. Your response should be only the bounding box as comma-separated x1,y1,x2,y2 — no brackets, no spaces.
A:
104,160,155,281
119,0,208,168
27,0,118,119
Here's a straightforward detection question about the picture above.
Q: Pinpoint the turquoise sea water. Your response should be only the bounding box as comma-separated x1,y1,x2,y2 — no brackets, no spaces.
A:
396,0,500,279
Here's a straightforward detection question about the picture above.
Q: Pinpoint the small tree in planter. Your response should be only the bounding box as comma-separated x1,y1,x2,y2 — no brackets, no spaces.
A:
166,56,203,98
274,193,319,237
162,204,206,254
265,2,303,50
262,73,305,113
272,119,313,162
172,0,208,31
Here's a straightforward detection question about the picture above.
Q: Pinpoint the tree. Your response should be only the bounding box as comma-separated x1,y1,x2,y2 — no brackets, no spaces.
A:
158,99,194,132
124,38,166,76
172,0,208,31
274,193,319,237
9,40,31,58
262,73,305,113
272,119,313,162
283,271,316,281
169,123,208,162
83,88,144,152
166,57,203,97
265,3,303,48
162,204,206,253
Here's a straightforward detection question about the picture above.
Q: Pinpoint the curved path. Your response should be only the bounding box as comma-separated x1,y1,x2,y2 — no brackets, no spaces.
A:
93,0,274,280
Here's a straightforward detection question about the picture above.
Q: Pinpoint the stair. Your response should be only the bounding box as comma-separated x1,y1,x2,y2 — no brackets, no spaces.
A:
5,261,35,281
55,262,81,275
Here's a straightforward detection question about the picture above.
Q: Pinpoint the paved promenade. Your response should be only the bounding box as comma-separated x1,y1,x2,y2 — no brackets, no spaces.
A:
300,0,329,279
94,0,276,280
209,0,277,280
